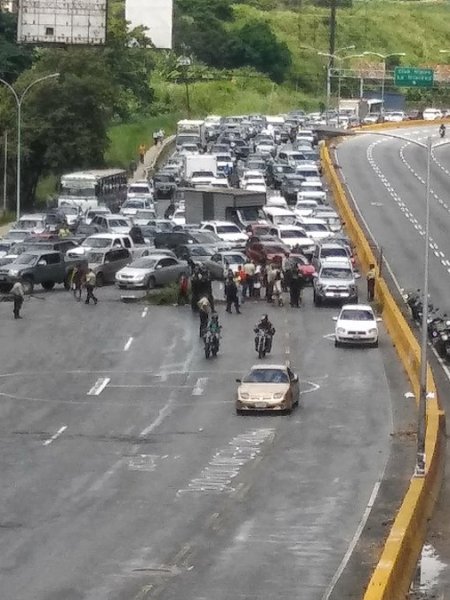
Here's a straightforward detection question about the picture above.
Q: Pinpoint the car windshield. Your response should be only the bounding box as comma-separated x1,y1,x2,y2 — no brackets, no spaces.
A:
321,268,352,279
321,247,347,258
190,246,213,256
155,175,174,183
217,155,232,162
274,215,295,224
88,252,105,263
216,225,241,234
253,226,270,235
128,187,149,195
192,171,214,178
15,253,38,265
59,206,79,215
135,210,156,218
340,309,374,321
20,220,42,229
305,224,328,232
130,258,157,269
193,231,219,243
83,238,110,248
124,200,145,208
224,254,245,263
280,230,305,238
109,220,129,227
243,369,289,384
286,179,304,187
302,151,318,161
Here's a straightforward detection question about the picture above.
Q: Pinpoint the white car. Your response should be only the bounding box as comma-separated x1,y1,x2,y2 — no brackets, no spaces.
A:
171,208,186,226
423,108,443,121
295,165,321,183
120,198,153,217
294,199,319,218
384,111,406,123
296,217,331,241
333,304,380,347
297,181,327,203
132,209,157,226
127,180,153,201
271,224,315,254
200,221,247,245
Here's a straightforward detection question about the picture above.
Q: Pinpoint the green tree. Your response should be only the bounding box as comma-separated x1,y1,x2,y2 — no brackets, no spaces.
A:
230,22,292,83
0,48,117,207
0,12,33,82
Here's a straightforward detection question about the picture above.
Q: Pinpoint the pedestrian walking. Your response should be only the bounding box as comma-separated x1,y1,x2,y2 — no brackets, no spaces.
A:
177,273,190,306
289,269,304,308
84,268,98,305
367,263,376,302
243,259,256,299
224,275,241,314
138,143,146,164
265,263,277,303
11,278,25,319
70,263,84,301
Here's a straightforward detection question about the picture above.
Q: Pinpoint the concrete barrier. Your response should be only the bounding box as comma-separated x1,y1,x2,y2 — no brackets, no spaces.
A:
145,135,176,179
321,140,446,600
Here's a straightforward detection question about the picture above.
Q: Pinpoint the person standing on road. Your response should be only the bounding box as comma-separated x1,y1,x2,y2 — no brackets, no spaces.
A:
224,274,241,314
243,259,256,299
177,273,190,306
367,263,376,302
70,263,84,301
139,143,146,163
11,278,25,319
84,268,98,305
197,295,211,337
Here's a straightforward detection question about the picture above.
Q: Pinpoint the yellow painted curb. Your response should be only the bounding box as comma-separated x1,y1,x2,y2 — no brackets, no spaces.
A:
320,137,446,600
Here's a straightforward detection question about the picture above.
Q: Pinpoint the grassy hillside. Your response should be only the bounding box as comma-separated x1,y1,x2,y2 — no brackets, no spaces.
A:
234,0,450,92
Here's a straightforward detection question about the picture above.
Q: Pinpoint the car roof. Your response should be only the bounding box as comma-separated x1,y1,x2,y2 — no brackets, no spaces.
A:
321,259,352,268
276,224,304,230
249,364,288,371
20,250,61,256
202,220,237,226
340,303,373,312
319,242,347,249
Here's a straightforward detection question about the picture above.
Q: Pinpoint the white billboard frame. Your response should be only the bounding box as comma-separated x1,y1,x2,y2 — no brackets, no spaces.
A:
17,0,107,46
125,0,173,50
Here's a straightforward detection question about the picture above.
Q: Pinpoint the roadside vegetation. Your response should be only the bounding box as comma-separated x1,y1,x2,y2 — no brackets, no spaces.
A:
2,0,450,210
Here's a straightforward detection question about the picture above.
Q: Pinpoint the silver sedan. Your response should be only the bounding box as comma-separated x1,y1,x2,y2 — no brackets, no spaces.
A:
115,254,189,289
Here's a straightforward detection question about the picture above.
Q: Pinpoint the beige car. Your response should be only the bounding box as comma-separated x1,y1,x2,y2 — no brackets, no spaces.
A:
236,364,300,414
88,247,132,286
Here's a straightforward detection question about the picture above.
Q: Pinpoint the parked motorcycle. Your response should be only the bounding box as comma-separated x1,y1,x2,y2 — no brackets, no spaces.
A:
204,331,220,359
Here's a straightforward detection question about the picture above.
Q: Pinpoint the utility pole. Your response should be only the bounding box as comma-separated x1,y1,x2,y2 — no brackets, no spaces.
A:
329,0,337,70
3,130,7,214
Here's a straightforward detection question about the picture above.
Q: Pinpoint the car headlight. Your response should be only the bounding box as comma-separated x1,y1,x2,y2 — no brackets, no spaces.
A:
239,392,249,400
442,334,448,341
8,269,19,276
368,328,378,335
272,392,284,400
336,327,346,334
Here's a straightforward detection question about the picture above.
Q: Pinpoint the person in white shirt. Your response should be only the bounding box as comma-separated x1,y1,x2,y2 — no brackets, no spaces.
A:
11,279,25,319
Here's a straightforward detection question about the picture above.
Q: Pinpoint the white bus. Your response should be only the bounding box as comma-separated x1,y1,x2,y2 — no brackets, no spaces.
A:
58,169,127,214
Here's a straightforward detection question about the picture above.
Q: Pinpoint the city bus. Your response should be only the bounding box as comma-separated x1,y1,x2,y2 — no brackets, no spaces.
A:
57,169,128,214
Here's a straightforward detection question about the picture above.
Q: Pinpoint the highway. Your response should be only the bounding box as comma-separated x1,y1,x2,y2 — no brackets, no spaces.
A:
0,275,408,599
336,125,450,598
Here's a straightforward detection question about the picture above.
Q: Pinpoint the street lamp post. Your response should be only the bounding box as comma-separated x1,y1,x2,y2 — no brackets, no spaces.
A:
352,130,448,475
362,52,406,116
0,73,59,221
318,52,364,126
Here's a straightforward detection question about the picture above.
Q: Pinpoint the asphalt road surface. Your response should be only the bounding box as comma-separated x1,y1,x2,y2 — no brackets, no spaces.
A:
337,124,450,599
0,277,404,600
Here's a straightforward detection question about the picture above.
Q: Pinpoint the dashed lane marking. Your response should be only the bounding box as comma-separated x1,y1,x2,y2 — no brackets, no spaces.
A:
192,377,208,396
124,336,134,351
87,377,110,396
43,425,67,446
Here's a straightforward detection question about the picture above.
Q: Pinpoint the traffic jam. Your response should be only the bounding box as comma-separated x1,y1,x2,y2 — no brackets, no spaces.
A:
0,112,381,412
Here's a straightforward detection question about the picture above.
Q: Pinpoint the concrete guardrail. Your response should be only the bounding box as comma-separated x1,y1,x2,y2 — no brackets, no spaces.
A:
145,135,176,179
320,136,446,600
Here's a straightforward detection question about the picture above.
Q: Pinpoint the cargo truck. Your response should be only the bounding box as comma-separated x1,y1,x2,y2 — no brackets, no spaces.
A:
176,119,206,151
181,188,266,229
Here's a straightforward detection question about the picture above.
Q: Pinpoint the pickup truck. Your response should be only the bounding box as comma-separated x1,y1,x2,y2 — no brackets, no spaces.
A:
66,233,149,260
0,250,85,293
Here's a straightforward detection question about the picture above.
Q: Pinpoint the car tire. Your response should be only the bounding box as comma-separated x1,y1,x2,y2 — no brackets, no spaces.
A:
42,281,55,291
334,339,340,348
147,276,156,290
236,408,243,416
96,273,104,287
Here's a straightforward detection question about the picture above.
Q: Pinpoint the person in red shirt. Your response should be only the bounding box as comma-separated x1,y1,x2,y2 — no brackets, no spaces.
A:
177,273,190,306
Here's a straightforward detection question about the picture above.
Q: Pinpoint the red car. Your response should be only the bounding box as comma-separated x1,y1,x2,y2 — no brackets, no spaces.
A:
290,253,316,284
246,241,289,265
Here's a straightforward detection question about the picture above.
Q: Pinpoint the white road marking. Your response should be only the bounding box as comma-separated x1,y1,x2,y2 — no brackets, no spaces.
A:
87,377,110,396
124,337,134,351
192,377,208,396
43,425,67,446
141,307,148,318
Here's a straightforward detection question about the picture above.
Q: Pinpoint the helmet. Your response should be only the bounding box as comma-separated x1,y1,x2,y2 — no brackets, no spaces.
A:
261,314,269,322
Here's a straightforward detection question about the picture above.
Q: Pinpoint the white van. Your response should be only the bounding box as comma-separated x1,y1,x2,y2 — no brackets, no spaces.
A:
263,205,296,226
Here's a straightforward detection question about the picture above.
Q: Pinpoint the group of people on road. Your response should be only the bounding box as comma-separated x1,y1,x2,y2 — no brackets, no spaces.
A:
70,264,98,305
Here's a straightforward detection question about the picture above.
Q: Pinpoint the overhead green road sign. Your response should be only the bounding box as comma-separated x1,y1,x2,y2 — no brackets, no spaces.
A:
394,67,434,88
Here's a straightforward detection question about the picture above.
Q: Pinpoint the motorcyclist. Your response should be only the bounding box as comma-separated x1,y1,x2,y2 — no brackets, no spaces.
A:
440,124,446,138
208,312,221,335
197,295,211,338
254,314,275,352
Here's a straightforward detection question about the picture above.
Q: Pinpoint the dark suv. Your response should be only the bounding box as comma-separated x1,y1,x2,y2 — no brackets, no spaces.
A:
154,231,197,250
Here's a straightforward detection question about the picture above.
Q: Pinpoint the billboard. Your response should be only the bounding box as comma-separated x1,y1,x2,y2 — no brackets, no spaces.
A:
17,0,107,45
125,0,173,49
